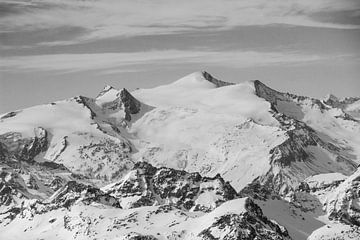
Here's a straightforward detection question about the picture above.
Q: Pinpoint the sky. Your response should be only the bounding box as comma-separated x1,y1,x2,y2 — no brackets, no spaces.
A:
0,0,360,113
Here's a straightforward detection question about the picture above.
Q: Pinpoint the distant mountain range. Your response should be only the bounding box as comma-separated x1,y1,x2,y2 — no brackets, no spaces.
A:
1,71,359,239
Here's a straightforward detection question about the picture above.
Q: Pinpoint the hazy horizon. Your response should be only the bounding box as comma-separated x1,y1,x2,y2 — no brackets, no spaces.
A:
1,0,360,114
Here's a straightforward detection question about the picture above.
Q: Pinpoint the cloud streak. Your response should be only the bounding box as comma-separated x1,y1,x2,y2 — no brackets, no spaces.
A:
0,50,348,74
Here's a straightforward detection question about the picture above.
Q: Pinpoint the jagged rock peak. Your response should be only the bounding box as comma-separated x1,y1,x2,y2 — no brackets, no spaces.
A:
253,79,326,115
201,71,234,87
119,88,141,120
324,94,339,102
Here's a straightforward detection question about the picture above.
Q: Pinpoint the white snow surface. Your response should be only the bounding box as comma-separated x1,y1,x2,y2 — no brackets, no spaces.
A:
0,198,249,240
130,72,285,190
305,172,347,189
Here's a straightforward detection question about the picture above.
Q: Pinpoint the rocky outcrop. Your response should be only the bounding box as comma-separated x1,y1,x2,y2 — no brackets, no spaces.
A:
0,111,20,120
323,94,360,109
253,80,326,113
47,181,121,209
324,168,360,225
269,114,317,168
0,180,24,208
0,142,9,162
201,71,234,88
0,181,121,225
197,198,291,240
119,88,141,121
103,162,237,211
0,127,48,162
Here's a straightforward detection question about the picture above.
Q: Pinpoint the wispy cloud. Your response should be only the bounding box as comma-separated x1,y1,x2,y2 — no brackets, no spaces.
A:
1,0,359,46
0,50,348,74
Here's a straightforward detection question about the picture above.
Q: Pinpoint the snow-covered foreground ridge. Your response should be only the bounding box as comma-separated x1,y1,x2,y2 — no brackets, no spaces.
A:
0,71,360,239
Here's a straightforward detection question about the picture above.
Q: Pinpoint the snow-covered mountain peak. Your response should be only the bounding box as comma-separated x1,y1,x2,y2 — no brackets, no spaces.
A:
132,73,275,126
169,71,234,89
170,71,218,89
96,85,115,99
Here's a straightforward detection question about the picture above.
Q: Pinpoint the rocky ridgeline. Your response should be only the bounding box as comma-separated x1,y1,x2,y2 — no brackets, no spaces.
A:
201,71,234,88
47,181,120,209
198,198,291,240
103,162,237,211
253,80,326,112
323,94,360,109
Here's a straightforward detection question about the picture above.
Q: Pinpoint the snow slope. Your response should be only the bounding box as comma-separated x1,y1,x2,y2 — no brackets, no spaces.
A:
0,89,150,183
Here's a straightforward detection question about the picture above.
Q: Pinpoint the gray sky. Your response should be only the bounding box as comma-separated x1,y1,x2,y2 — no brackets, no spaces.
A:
0,0,360,113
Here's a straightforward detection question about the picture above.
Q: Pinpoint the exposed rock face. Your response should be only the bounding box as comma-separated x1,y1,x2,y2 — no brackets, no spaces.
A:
96,85,115,99
0,142,9,161
323,94,360,109
253,80,326,112
0,181,121,225
122,234,158,240
119,88,141,121
270,114,318,167
74,95,98,119
198,198,291,240
47,181,121,209
103,162,237,211
325,168,360,225
0,157,80,213
0,127,48,162
323,94,340,108
201,71,234,88
0,111,20,120
0,180,24,208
